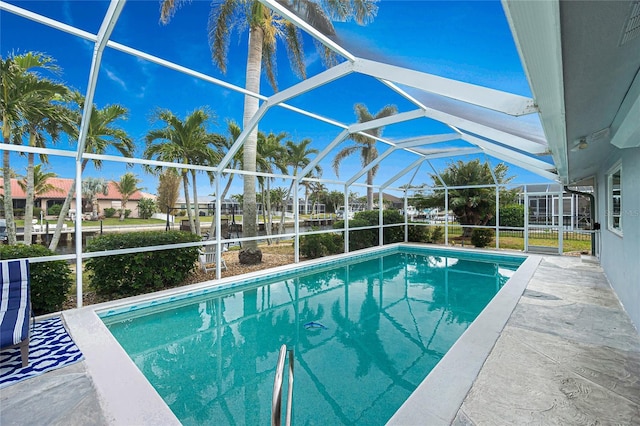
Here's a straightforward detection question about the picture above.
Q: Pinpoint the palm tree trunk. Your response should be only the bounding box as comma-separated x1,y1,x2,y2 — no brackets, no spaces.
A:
265,180,273,244
182,172,195,233
241,25,264,258
367,169,375,210
191,169,201,236
280,180,295,234
119,201,126,221
2,141,17,245
23,149,36,245
49,159,88,251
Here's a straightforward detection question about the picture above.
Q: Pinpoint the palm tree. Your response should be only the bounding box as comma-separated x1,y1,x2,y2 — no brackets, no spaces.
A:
82,177,109,220
49,93,134,251
205,120,243,240
1,52,70,244
279,138,320,234
114,172,143,221
144,108,220,235
160,0,378,263
257,131,287,241
18,163,63,204
333,103,398,210
412,159,514,237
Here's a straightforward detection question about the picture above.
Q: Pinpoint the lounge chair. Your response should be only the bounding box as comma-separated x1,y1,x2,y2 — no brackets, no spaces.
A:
199,245,227,273
0,259,31,367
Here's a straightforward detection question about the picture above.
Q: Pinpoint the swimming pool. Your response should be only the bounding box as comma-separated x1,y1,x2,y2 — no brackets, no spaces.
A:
99,246,525,425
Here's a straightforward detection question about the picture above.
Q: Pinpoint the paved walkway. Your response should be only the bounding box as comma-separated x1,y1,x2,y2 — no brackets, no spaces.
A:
1,255,638,425
453,256,640,424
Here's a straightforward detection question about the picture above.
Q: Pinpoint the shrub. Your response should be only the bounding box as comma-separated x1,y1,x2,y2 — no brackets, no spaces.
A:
48,204,62,216
86,231,201,298
124,209,132,218
13,208,25,218
430,226,444,243
408,224,431,242
488,204,524,228
471,228,494,248
300,231,343,258
104,208,117,218
138,198,157,219
33,207,42,218
0,244,73,315
334,209,406,251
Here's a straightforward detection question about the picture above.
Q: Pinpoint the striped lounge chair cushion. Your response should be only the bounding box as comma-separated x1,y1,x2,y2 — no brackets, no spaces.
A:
0,260,30,348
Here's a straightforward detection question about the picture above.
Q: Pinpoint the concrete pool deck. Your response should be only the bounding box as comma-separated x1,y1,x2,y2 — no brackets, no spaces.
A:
1,251,639,425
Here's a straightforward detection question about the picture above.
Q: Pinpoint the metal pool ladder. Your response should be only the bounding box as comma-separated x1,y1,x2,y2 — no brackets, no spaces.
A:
272,344,294,426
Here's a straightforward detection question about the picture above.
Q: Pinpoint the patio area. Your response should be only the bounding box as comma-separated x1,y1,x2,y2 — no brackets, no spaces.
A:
1,253,638,425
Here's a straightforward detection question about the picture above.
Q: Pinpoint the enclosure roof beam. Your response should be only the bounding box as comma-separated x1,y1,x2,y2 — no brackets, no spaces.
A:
268,61,354,106
76,0,125,160
394,133,461,147
413,147,484,159
423,107,547,154
460,133,555,171
218,101,270,170
259,0,357,62
347,109,426,134
381,158,427,189
353,58,537,116
299,129,350,179
346,147,397,186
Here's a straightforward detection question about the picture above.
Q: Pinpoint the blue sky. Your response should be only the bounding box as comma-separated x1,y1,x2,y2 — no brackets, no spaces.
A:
1,0,550,201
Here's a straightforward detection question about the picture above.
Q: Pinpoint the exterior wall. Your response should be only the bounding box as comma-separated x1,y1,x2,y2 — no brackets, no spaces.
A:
597,146,640,330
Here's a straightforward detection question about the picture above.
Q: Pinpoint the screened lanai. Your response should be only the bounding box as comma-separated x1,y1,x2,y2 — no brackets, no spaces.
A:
1,0,561,308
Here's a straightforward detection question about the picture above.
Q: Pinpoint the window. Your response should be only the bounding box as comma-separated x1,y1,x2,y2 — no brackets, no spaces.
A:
607,165,622,235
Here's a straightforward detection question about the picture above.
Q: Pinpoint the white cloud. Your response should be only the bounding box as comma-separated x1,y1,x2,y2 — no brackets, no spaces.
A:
104,67,127,90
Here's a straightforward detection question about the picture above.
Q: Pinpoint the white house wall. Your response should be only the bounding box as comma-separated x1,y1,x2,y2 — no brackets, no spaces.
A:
598,146,640,330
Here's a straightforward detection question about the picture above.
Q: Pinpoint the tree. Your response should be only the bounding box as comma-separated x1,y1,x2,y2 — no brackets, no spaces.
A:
256,131,287,241
137,197,157,219
144,108,220,235
81,177,109,220
160,0,378,264
412,159,515,237
48,93,134,251
1,52,71,244
333,103,398,210
18,164,63,218
279,138,320,234
114,172,143,221
156,169,181,214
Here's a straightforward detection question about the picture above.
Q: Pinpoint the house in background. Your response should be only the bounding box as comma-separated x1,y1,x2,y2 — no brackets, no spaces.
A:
0,177,148,219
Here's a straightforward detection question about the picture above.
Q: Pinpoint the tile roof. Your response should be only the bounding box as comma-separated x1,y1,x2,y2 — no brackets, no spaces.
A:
0,178,145,201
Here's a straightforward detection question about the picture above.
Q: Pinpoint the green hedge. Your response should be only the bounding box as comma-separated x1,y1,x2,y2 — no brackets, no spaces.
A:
300,231,343,259
0,245,73,315
85,231,201,298
333,210,406,251
488,204,525,228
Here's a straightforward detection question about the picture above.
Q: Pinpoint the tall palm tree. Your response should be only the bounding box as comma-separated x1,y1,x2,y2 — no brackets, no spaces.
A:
114,172,143,221
20,95,74,244
144,108,220,235
49,93,134,251
257,131,287,241
279,138,320,233
1,52,70,244
160,0,378,263
333,103,398,210
82,177,109,220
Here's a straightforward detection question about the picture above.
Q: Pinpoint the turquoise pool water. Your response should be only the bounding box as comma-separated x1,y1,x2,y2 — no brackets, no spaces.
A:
101,247,524,425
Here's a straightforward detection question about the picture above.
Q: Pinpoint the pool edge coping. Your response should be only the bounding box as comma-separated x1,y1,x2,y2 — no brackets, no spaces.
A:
62,243,536,425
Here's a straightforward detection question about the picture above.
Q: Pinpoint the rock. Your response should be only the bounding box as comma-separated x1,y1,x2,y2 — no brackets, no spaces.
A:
239,247,262,265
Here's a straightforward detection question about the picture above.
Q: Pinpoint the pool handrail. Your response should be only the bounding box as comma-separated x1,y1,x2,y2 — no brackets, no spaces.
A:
272,344,294,426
